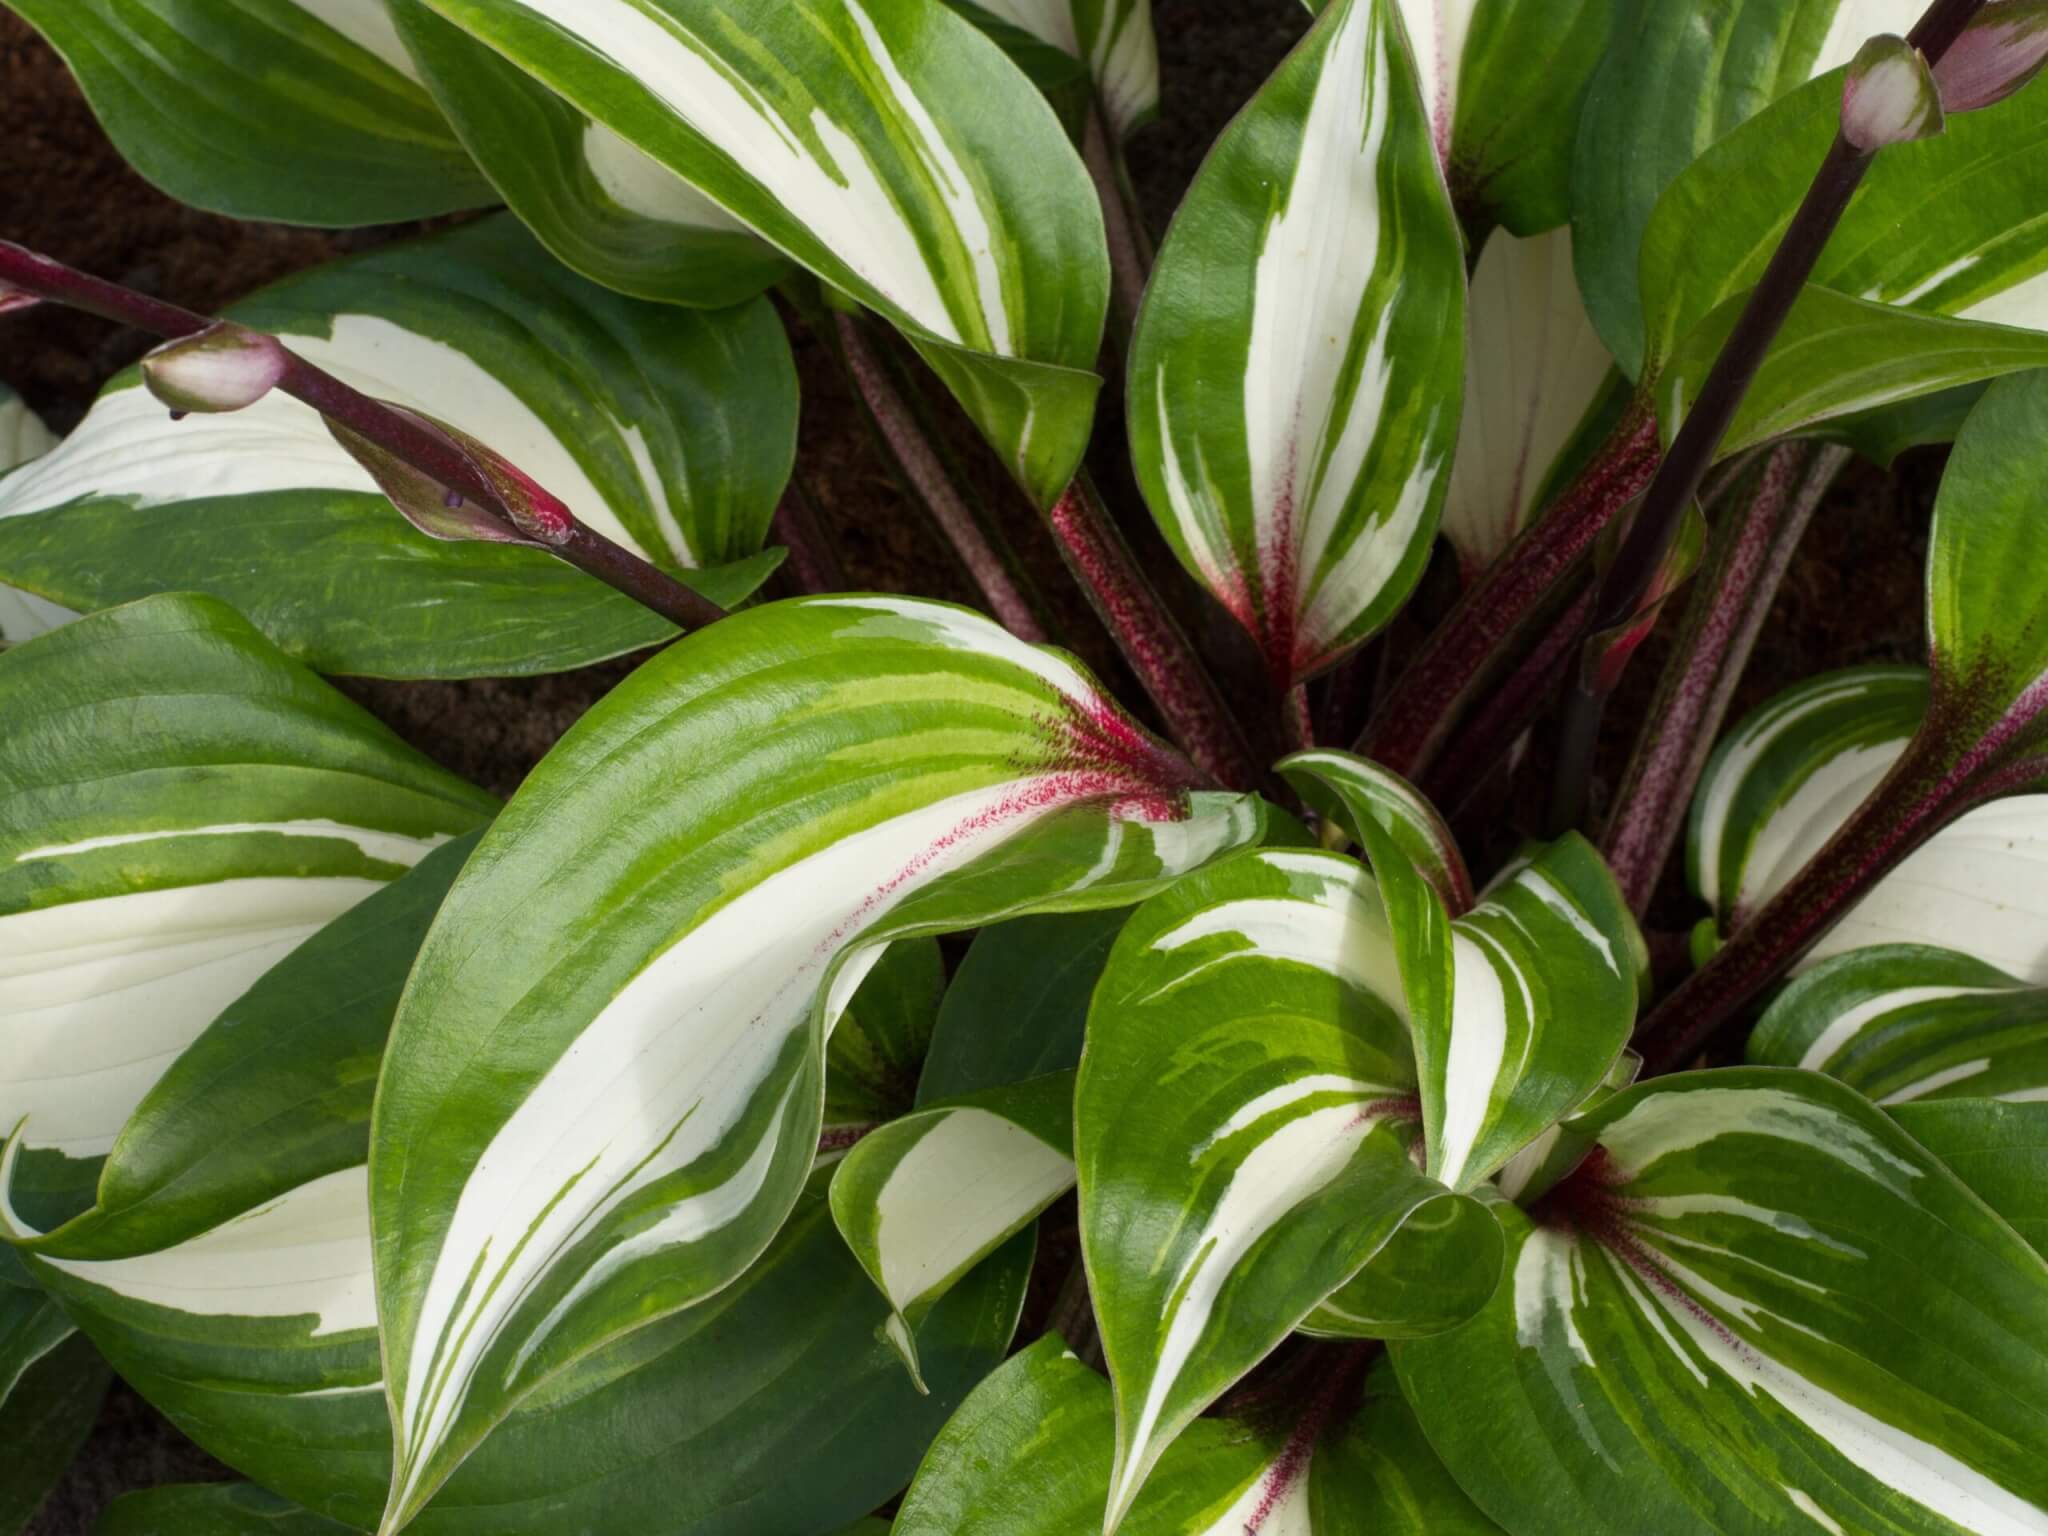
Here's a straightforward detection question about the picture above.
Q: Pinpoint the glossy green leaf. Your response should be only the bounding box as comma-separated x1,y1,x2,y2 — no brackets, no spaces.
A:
919,908,1128,1103
1640,43,2048,379
896,1337,1500,1534
1396,1067,2048,1536
1078,846,1495,1529
387,2,790,308
1490,1047,1642,1206
1572,0,1920,377
1750,943,2048,1104
370,596,1265,1527
1279,747,1474,913
97,1484,358,1536
0,594,493,1231
0,1289,106,1536
1689,666,2048,980
1128,0,1465,687
2,0,493,225
0,386,64,648
0,217,794,680
946,0,1158,135
1892,1098,2048,1258
831,1070,1075,1382
413,0,1109,511
825,939,946,1132
1928,370,2048,735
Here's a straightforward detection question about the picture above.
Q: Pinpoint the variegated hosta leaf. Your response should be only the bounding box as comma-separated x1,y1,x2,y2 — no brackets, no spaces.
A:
386,1,789,309
1,836,1031,1535
5,0,492,225
1892,1098,2048,1259
920,908,1129,1102
825,939,946,1135
1128,0,1465,688
831,1070,1075,1382
0,594,494,1228
413,0,1110,511
1574,0,1923,378
371,596,1265,1528
1077,846,1497,1530
98,1484,357,1536
1441,227,1618,577
1396,1068,2048,1536
1750,944,2048,1105
1279,747,1474,913
895,1336,1502,1533
0,1287,107,1533
0,217,793,680
0,386,67,648
1689,666,2048,980
948,0,1158,137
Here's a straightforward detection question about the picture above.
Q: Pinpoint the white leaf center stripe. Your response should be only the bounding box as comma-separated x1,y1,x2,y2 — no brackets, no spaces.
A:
392,775,1186,1510
496,0,1001,351
285,0,426,82
16,820,449,868
581,119,749,230
1796,985,2004,1070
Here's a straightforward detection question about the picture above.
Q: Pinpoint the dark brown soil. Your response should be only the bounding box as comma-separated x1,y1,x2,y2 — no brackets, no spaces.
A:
1,2,1933,1529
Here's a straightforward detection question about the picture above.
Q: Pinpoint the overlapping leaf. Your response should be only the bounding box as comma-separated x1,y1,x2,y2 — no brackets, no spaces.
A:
1689,666,2048,979
1078,847,1495,1530
1750,944,2048,1103
831,1070,1075,1382
824,939,946,1136
1,830,1030,1535
1396,1068,2048,1536
947,0,1158,136
0,1288,105,1534
0,218,793,679
370,596,1265,1528
0,595,493,1230
98,1484,357,1536
1893,1099,2048,1258
4,0,492,225
0,386,65,647
1280,748,1473,913
895,1337,1501,1533
413,0,1109,510
1129,0,1464,688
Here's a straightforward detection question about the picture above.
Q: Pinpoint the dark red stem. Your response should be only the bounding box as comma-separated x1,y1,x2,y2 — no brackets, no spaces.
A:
1602,442,1849,913
1081,104,1154,353
1356,404,1660,778
0,240,726,632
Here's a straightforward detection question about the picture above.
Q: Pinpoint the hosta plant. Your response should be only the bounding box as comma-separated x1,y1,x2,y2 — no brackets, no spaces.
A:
4,0,2048,1532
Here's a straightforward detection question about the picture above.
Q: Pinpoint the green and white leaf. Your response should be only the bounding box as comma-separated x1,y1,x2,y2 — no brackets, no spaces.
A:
3,0,493,225
831,1070,1075,1382
1572,0,1921,378
0,1287,106,1536
98,1484,357,1536
1689,666,2048,980
1750,944,2048,1104
371,596,1264,1528
412,0,1109,510
1396,1068,2048,1536
948,0,1158,136
1892,1098,2048,1259
0,594,493,1228
0,386,66,648
1078,846,1494,1531
920,908,1129,1102
0,217,793,680
1441,226,1617,576
388,1,790,308
1280,746,1474,912
895,1337,1501,1533
824,938,946,1135
1128,0,1465,686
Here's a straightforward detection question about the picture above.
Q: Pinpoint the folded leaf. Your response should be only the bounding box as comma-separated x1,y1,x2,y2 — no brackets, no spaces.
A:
1078,846,1494,1530
0,595,493,1228
946,0,1159,136
1396,1068,2048,1536
831,1070,1076,1382
1891,1098,2048,1259
1442,228,1618,576
371,595,1264,1527
388,1,790,308
0,1288,106,1536
1689,666,2048,980
1573,0,1922,377
4,0,493,224
0,217,794,679
98,1484,358,1536
1279,747,1474,913
1128,0,1464,687
1750,943,2048,1103
413,0,1109,510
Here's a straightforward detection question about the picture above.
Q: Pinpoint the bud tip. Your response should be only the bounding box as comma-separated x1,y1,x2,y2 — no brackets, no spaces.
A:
1842,33,1946,150
141,323,289,415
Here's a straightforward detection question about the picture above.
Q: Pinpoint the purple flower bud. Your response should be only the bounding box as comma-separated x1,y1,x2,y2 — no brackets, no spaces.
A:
140,323,290,415
1841,34,1946,151
1934,2,2048,113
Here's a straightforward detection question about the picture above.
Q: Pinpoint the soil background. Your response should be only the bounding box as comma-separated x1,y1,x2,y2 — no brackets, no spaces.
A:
1,4,1933,1531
